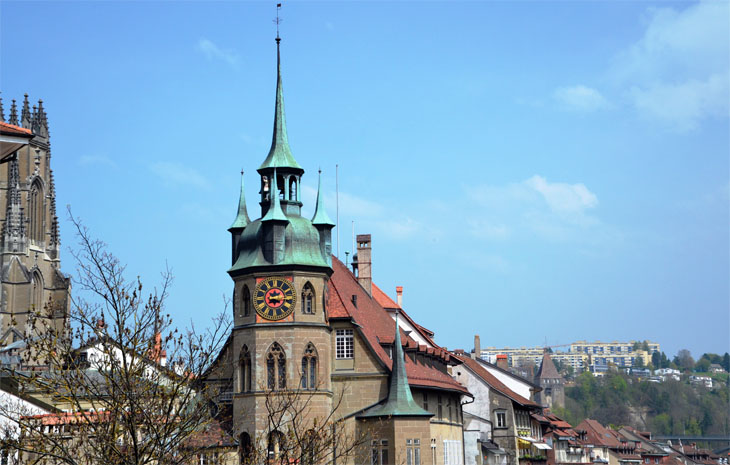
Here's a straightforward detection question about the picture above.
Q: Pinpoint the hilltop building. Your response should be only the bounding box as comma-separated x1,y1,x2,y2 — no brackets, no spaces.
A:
0,96,69,361
206,36,469,465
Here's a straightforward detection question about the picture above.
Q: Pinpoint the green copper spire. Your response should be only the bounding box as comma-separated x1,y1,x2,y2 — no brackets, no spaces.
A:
261,169,288,223
229,171,251,231
311,170,335,226
258,38,303,172
359,312,433,418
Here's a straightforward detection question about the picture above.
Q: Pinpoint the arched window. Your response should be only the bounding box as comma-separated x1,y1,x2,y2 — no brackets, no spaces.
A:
31,271,43,311
242,285,251,317
301,282,315,315
277,175,285,199
301,343,317,390
29,180,44,244
268,430,287,462
266,342,286,390
289,177,297,201
240,432,252,464
240,345,252,392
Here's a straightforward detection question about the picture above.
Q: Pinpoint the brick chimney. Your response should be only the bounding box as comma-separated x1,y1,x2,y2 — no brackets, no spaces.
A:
396,286,403,307
496,354,508,371
473,335,481,360
355,234,372,295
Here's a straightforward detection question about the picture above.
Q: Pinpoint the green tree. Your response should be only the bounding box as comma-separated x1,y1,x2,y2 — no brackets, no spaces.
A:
723,353,730,372
695,358,711,373
676,349,695,372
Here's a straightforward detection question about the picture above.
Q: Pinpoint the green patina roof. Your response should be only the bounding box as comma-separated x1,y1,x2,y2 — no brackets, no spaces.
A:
261,168,288,223
311,170,335,227
258,42,303,172
229,216,329,272
228,172,251,231
358,313,433,418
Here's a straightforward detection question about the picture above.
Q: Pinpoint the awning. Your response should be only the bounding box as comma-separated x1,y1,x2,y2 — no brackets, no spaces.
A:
482,445,506,455
534,443,551,450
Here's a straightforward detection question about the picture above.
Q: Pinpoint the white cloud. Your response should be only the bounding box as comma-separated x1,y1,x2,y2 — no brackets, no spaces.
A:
197,38,239,67
467,175,601,241
78,155,117,168
553,85,609,112
524,175,598,214
150,162,210,190
614,1,729,130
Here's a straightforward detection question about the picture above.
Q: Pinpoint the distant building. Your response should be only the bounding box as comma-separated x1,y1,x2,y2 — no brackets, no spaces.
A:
534,351,564,410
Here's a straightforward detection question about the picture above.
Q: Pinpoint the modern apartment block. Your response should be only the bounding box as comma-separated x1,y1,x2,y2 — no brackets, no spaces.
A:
481,341,660,373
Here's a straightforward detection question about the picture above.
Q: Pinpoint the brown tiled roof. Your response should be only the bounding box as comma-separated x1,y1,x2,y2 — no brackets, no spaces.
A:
184,419,237,448
454,354,538,407
577,419,622,448
0,121,33,137
372,283,400,310
328,257,468,394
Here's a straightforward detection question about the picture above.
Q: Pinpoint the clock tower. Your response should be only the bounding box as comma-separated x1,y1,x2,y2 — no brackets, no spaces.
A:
227,34,336,458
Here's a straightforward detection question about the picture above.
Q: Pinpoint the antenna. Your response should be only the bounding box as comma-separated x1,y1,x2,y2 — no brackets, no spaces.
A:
274,3,282,43
351,221,355,264
336,164,340,258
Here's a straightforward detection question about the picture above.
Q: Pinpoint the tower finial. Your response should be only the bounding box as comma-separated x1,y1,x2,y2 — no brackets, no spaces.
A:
275,3,282,44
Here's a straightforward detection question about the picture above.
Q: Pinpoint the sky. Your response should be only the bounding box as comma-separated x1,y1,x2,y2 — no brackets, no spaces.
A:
1,1,728,359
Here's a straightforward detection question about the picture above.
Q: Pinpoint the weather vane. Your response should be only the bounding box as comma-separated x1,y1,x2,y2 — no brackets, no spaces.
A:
274,3,282,43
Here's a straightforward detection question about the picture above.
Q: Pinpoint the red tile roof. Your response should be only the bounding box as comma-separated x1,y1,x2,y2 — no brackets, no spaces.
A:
454,354,538,407
577,419,622,448
372,283,400,310
0,121,33,137
328,257,468,394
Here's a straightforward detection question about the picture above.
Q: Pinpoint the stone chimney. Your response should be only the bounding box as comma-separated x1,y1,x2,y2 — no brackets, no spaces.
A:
396,286,403,307
472,335,481,360
355,234,372,295
496,354,508,371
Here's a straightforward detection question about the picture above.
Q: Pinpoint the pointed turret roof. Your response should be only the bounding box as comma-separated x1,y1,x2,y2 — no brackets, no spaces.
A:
258,39,302,172
261,169,288,223
359,312,433,418
536,350,562,380
228,171,251,231
311,170,335,226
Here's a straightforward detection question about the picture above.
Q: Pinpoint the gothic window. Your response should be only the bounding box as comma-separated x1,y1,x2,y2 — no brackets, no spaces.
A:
301,430,318,465
266,342,286,390
240,345,252,392
31,271,43,311
301,343,318,390
239,432,252,463
29,180,44,244
268,430,287,462
242,285,251,317
301,282,315,314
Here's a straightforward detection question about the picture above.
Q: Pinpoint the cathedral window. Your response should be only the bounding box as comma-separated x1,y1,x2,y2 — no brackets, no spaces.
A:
268,430,287,462
301,282,315,314
29,180,44,244
239,345,252,392
266,342,286,390
242,286,251,317
301,343,318,390
31,271,43,311
335,329,353,359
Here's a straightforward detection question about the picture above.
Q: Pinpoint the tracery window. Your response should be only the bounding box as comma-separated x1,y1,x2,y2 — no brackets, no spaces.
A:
31,271,43,311
301,343,317,390
240,345,252,392
301,282,315,314
29,180,44,244
266,342,286,390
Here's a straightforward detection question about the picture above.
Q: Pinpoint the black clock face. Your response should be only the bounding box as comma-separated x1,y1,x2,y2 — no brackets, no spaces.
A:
254,277,296,321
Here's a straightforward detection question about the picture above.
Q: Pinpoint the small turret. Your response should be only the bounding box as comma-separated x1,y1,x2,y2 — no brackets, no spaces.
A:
0,93,5,122
228,171,251,264
311,170,335,265
2,156,27,253
8,100,18,126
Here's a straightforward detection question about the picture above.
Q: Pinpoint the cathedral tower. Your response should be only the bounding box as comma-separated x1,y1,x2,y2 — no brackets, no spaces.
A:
0,95,69,354
227,35,335,459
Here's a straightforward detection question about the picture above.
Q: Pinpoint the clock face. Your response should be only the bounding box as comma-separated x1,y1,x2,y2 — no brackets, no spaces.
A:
254,277,296,321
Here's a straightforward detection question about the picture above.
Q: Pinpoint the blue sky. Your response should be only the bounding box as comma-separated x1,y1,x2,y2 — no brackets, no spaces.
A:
1,1,728,359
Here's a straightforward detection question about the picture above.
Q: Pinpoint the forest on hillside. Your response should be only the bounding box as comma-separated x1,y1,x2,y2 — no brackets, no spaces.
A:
554,371,729,437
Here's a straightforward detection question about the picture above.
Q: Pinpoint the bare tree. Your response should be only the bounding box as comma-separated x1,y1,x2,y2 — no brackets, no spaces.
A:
0,212,231,464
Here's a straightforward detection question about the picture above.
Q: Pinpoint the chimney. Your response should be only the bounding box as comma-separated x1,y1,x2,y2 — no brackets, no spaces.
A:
355,234,372,295
496,354,508,371
396,286,403,307
473,335,481,360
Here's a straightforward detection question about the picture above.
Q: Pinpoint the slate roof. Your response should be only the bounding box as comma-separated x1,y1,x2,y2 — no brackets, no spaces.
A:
536,352,562,380
454,354,538,407
327,256,468,394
